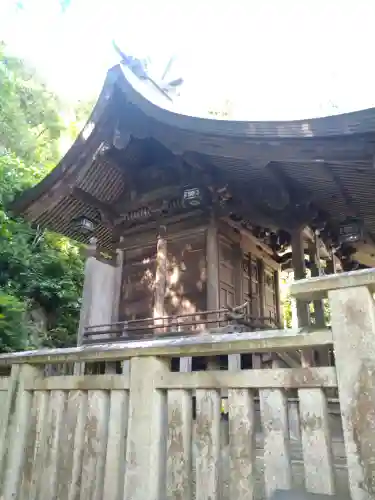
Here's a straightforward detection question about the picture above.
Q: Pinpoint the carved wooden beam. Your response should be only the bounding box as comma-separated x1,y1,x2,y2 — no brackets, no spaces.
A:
114,210,207,243
72,187,119,226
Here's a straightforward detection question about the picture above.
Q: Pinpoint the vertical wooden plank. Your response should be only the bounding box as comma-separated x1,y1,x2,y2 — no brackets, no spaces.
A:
296,236,335,494
80,390,110,500
291,229,310,327
274,269,282,327
112,240,125,324
229,242,243,371
124,356,169,500
228,354,241,371
206,219,220,312
292,230,333,494
0,388,9,430
179,357,192,372
257,259,265,319
308,237,329,366
55,390,87,500
103,390,129,500
20,390,49,500
309,256,325,329
122,359,130,375
0,364,21,492
252,354,262,369
259,388,292,498
288,399,301,442
1,364,43,500
39,390,66,500
195,389,220,500
154,227,167,331
67,390,88,500
298,388,335,494
329,285,375,500
167,389,192,500
228,389,256,500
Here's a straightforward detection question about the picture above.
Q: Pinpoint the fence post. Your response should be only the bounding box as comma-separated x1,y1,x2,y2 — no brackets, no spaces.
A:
0,363,42,500
329,284,375,500
124,356,169,500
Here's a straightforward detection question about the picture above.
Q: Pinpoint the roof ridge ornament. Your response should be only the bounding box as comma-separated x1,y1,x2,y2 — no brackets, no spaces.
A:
112,40,184,101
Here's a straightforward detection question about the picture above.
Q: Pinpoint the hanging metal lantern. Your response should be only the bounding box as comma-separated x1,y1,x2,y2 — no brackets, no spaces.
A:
183,187,203,207
338,218,363,245
72,215,97,236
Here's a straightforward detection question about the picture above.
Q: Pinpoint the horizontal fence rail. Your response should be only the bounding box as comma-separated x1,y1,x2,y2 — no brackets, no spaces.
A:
0,268,374,500
0,328,333,365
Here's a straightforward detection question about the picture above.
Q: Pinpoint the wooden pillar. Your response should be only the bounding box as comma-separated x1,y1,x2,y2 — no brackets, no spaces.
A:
257,259,265,320
206,218,220,312
329,284,375,499
274,269,282,328
326,251,339,275
76,237,118,374
124,357,169,500
206,218,220,370
76,238,97,347
113,238,129,374
294,230,335,494
308,234,329,367
112,236,125,325
308,234,325,328
289,229,308,443
228,242,243,371
233,243,243,307
291,229,310,329
153,226,167,332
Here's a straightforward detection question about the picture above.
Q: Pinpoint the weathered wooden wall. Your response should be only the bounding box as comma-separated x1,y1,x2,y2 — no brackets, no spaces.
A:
217,220,280,325
165,231,207,328
114,218,280,331
119,244,156,321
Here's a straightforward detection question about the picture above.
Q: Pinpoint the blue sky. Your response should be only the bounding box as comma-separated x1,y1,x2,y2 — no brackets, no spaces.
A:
1,0,375,120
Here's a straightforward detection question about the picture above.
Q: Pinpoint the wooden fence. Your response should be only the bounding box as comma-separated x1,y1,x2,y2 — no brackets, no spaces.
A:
0,269,374,500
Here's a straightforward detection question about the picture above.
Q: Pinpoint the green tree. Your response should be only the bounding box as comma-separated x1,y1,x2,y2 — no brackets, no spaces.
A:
0,43,87,352
0,42,65,166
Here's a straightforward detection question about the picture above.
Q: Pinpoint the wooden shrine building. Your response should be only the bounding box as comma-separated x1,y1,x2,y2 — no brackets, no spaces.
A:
12,58,375,362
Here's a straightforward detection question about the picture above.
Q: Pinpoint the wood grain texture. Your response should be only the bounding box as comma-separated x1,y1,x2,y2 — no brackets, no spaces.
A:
156,367,337,390
228,389,256,500
195,389,220,500
80,390,109,500
0,328,333,365
166,389,192,500
260,388,292,498
123,356,169,500
103,390,129,500
329,285,375,500
299,388,335,495
0,365,43,500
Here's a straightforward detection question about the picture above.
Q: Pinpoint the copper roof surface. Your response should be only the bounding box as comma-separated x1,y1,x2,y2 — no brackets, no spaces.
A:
12,63,375,265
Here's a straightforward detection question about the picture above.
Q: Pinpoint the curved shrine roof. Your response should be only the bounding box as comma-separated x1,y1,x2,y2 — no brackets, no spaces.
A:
12,63,375,266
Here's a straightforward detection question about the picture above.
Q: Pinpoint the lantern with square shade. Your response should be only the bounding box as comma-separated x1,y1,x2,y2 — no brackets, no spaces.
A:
338,219,363,245
72,216,96,236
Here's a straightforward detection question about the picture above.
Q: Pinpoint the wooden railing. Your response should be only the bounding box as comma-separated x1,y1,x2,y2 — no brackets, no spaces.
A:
0,268,374,500
82,304,278,344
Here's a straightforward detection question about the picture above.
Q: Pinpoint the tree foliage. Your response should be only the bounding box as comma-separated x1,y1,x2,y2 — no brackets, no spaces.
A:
0,42,64,165
0,43,86,352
